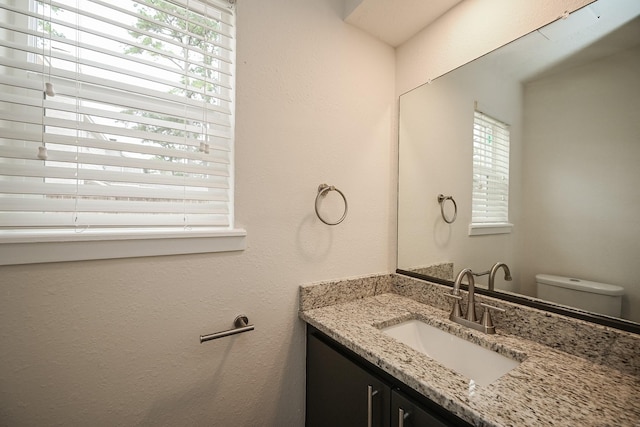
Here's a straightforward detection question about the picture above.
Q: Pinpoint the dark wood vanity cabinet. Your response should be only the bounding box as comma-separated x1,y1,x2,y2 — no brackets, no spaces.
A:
306,326,471,427
306,330,390,426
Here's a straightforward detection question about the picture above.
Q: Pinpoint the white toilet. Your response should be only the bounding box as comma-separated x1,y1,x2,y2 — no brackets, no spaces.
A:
535,274,624,317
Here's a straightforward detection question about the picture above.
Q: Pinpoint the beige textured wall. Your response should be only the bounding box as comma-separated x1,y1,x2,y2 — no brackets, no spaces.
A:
0,1,395,425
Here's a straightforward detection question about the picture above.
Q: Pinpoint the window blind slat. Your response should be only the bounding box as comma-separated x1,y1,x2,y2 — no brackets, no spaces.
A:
472,198,506,203
41,99,231,141
2,197,229,214
0,146,230,177
0,128,229,163
473,176,509,186
0,110,42,127
41,116,230,149
0,129,43,144
0,74,43,92
472,194,509,201
0,182,228,202
40,133,231,159
0,213,230,227
0,163,229,189
472,205,508,212
41,134,231,161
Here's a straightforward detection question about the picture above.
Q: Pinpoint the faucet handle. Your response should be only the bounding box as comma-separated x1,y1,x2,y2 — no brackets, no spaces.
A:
444,292,463,319
479,302,505,313
478,303,505,334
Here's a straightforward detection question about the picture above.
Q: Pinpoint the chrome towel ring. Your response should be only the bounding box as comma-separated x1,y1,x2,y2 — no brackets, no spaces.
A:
437,194,457,224
315,184,348,225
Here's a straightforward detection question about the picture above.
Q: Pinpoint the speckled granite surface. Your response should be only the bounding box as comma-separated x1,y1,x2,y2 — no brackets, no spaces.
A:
299,273,393,311
402,262,454,280
299,274,640,427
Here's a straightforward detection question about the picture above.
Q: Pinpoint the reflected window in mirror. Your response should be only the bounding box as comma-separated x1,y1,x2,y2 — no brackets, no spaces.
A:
469,111,513,236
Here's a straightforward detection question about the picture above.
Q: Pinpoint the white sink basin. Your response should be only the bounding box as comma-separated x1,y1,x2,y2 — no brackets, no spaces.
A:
382,319,520,386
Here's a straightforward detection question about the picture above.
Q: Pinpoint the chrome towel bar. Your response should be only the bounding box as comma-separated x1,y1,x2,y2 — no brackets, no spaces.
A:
199,315,254,343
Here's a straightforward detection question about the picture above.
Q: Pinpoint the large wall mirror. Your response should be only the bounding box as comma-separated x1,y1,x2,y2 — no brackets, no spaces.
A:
397,0,640,331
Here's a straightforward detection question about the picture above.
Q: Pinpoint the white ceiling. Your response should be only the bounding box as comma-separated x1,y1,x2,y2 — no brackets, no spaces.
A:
344,0,464,47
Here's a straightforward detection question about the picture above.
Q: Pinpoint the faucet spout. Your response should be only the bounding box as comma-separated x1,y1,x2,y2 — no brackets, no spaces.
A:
452,268,472,294
453,268,477,322
489,262,512,291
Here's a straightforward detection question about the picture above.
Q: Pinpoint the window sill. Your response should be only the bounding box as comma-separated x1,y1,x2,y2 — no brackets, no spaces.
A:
0,228,247,266
468,223,513,236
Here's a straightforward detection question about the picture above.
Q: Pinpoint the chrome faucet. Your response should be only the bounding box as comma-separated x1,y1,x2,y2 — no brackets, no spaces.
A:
473,262,513,291
446,268,506,334
489,262,512,291
451,268,478,322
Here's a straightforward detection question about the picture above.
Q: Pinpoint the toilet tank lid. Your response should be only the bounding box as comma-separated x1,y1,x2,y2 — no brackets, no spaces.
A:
535,274,624,296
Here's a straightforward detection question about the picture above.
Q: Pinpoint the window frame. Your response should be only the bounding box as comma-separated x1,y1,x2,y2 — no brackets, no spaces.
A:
0,0,245,265
468,110,513,236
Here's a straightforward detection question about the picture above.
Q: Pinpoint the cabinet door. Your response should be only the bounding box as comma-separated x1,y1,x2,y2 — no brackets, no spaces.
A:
307,333,391,427
391,389,451,427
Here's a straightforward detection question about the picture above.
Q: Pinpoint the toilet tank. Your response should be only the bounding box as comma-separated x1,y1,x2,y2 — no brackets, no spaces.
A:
535,274,624,317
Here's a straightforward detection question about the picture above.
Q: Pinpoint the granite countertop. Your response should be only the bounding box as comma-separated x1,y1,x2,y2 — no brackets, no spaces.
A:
299,288,640,427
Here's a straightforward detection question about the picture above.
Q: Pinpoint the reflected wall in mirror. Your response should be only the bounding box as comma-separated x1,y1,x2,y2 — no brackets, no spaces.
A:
397,0,640,324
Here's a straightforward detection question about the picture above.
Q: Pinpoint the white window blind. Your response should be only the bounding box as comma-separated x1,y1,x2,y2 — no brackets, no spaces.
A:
0,0,236,234
472,111,510,225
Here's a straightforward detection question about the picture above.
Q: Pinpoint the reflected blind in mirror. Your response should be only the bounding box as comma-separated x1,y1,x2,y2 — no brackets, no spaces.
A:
472,111,510,224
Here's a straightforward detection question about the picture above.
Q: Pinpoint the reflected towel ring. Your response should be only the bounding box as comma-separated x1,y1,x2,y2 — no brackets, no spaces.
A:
437,194,457,224
315,184,348,225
